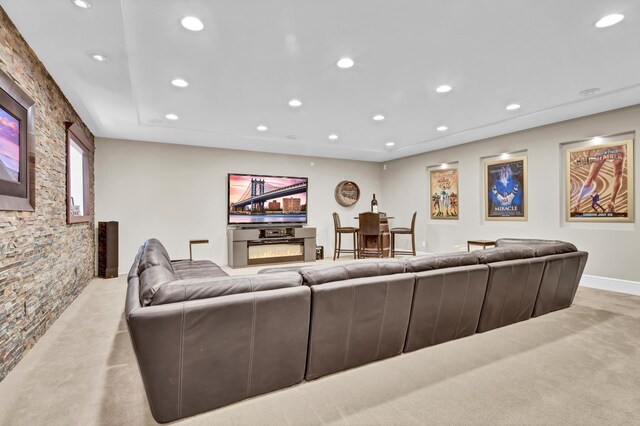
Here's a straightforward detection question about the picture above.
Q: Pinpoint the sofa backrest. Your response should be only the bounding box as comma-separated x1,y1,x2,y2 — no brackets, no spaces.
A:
404,264,489,352
477,257,545,333
149,273,303,306
476,247,535,264
305,273,415,380
298,258,405,286
495,238,577,257
533,251,588,317
137,238,174,275
404,251,479,273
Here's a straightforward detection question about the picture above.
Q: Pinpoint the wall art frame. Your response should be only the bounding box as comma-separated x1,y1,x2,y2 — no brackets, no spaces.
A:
0,68,35,211
484,155,528,221
565,137,634,223
429,167,459,220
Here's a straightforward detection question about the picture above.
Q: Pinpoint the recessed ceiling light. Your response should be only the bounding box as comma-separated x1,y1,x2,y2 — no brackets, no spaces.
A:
91,54,107,62
373,114,385,121
328,134,339,141
505,103,521,111
165,113,179,120
288,99,302,107
256,125,268,132
436,85,452,93
181,16,204,31
580,88,600,96
437,125,448,132
385,141,395,147
336,57,354,69
72,0,91,9
171,78,189,88
595,13,624,28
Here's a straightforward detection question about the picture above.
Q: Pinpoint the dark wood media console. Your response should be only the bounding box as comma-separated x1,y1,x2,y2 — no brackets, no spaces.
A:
227,226,316,268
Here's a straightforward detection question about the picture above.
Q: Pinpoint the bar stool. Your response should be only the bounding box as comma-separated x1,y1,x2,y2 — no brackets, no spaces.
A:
390,211,417,257
358,212,383,258
332,212,358,260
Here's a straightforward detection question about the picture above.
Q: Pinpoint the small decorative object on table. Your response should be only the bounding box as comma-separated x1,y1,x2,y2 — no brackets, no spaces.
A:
370,193,378,213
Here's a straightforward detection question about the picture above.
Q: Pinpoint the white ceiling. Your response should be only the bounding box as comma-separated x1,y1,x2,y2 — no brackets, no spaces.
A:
2,0,640,162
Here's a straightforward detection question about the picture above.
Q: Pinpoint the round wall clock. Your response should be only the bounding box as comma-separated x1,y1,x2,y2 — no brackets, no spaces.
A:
334,181,361,207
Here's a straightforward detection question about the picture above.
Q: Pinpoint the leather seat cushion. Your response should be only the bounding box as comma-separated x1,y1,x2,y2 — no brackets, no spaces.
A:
404,252,479,272
150,273,303,306
172,260,228,279
476,247,535,264
337,227,358,232
299,259,406,286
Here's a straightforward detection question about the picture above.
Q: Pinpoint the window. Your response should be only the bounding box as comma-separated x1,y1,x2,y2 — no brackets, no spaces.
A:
66,122,93,223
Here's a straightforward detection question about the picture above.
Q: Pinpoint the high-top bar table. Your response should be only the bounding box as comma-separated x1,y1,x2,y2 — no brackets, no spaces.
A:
354,214,394,257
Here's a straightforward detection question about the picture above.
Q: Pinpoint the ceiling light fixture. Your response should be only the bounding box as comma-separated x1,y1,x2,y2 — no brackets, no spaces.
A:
328,134,339,141
91,54,107,62
336,57,354,69
373,114,385,121
72,0,91,9
171,78,189,88
181,16,204,31
595,13,624,28
288,99,302,107
256,125,268,132
436,85,452,93
165,113,179,120
437,125,448,132
385,141,395,148
505,103,521,111
580,88,600,96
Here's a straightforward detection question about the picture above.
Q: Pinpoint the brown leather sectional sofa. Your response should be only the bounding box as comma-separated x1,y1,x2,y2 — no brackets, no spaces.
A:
125,237,587,423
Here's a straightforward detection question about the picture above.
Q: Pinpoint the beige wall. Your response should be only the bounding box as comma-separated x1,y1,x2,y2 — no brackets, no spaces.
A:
383,105,640,282
95,138,382,273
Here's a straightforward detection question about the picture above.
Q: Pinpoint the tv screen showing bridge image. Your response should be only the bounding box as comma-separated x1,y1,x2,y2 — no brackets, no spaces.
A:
228,173,308,224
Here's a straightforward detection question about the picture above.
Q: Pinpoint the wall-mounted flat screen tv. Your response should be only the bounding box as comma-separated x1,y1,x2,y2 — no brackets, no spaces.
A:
0,106,20,184
228,173,308,225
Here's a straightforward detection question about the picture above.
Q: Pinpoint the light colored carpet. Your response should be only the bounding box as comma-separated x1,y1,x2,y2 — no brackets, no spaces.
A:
0,273,639,425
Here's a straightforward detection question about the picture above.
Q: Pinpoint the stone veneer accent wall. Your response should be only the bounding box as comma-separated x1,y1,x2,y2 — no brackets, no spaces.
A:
0,8,95,380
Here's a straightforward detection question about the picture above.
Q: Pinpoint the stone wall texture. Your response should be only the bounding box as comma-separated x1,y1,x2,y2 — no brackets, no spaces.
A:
0,8,95,380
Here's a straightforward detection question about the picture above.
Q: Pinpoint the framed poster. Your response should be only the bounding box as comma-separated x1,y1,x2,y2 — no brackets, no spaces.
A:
429,168,458,219
566,139,634,222
485,156,527,221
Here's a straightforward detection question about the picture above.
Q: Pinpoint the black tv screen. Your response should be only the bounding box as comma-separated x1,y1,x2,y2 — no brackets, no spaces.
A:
228,173,308,225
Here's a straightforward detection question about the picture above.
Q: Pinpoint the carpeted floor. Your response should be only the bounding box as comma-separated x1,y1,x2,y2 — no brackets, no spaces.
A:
0,271,638,425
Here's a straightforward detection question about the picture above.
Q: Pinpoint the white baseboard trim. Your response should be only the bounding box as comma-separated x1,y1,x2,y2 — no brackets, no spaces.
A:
580,274,640,296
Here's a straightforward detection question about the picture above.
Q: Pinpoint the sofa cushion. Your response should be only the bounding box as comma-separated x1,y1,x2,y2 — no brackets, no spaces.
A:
139,265,177,306
476,247,535,264
144,238,172,261
171,259,228,279
404,252,478,273
150,273,303,306
138,249,174,275
532,242,577,257
299,259,405,286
